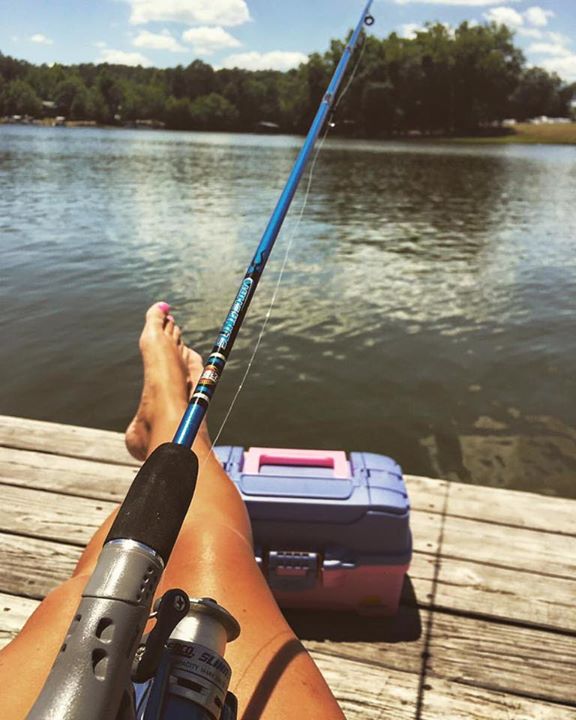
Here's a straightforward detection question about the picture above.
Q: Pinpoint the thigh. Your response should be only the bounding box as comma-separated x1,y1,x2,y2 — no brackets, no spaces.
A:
161,519,344,719
0,515,343,720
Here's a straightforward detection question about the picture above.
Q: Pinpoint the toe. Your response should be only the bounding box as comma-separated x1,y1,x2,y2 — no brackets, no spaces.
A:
146,302,170,328
164,314,175,336
173,325,182,345
184,347,204,385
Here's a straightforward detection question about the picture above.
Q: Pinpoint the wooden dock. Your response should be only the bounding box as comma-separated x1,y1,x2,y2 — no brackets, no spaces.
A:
0,414,574,719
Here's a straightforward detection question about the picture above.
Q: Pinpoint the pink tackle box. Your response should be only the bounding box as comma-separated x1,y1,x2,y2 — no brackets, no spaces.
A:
214,446,412,615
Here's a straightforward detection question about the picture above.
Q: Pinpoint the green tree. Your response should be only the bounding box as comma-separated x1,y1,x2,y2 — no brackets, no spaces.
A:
189,93,239,130
87,87,109,124
164,96,193,129
96,71,123,122
0,23,571,135
361,81,397,135
0,52,29,82
3,79,42,115
508,67,570,120
122,82,167,120
183,60,215,100
451,22,523,131
54,77,87,116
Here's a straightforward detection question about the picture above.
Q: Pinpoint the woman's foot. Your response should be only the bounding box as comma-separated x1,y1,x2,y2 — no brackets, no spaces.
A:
125,302,205,461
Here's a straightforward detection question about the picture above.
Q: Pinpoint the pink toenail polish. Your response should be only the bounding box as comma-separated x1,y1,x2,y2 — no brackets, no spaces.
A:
157,302,170,313
167,314,175,323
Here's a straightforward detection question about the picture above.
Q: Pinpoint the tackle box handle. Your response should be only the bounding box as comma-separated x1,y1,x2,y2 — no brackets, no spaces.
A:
243,447,351,479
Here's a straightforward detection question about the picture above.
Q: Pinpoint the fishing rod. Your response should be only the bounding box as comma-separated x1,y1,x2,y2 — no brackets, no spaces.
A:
173,0,375,449
27,3,374,719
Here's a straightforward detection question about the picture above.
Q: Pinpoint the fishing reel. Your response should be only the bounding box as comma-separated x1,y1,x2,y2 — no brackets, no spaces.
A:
133,591,240,720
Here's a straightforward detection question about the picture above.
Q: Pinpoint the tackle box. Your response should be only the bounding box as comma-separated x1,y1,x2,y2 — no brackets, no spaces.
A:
214,446,411,615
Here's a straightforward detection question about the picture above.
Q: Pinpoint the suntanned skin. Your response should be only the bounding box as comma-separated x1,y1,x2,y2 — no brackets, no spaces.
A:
0,303,344,720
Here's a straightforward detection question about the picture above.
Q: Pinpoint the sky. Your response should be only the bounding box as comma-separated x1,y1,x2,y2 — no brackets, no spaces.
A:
1,0,575,82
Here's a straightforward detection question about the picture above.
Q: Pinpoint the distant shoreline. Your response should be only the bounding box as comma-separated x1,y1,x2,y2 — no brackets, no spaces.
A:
441,122,576,146
2,118,575,145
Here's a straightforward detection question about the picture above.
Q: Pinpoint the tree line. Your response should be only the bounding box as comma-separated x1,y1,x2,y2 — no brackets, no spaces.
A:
0,22,574,136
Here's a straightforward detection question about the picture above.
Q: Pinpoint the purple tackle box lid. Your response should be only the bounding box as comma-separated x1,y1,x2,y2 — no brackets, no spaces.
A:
214,446,412,566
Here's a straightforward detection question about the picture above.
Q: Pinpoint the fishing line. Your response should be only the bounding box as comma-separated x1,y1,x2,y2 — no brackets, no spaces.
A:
204,34,371,455
331,29,368,118
206,132,329,456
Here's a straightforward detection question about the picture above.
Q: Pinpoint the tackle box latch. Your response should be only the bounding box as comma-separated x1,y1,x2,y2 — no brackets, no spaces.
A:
263,550,320,590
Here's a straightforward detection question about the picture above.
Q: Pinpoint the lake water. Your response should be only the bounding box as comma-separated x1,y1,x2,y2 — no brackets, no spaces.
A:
1,125,575,498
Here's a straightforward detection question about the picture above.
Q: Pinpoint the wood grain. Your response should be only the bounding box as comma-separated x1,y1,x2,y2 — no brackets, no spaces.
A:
0,532,81,598
0,445,135,501
0,415,137,466
0,484,115,545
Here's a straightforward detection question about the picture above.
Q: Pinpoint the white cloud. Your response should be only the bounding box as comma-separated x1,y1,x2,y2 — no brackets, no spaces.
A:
547,32,571,47
132,29,186,52
484,5,556,34
529,42,571,57
398,22,455,38
127,0,250,27
395,0,520,5
517,27,543,39
220,50,307,72
524,6,554,28
182,26,241,55
30,33,53,45
483,7,523,28
539,54,576,82
99,48,151,66
527,31,575,82
398,23,424,39
94,41,108,49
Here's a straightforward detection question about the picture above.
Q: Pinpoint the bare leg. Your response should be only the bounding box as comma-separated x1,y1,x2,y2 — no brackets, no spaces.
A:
0,303,344,720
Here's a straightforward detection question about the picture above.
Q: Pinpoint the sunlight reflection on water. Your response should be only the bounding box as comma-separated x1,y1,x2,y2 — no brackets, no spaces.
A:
1,126,575,497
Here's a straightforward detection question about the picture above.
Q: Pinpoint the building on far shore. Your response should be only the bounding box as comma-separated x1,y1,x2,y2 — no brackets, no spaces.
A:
255,121,280,134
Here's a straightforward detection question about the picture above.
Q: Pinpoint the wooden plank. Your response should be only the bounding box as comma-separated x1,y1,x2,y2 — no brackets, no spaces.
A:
6,471,576,584
435,558,576,633
427,614,576,705
439,514,576,579
309,652,419,720
2,415,575,534
0,484,115,545
0,415,137,466
2,452,575,585
411,510,576,579
312,652,576,720
306,612,576,705
0,532,81,598
0,517,573,634
409,524,576,632
0,593,39,650
0,446,135,502
421,677,576,720
406,475,576,536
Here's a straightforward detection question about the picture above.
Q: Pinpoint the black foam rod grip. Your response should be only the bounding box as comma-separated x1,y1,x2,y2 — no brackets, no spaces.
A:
105,442,198,564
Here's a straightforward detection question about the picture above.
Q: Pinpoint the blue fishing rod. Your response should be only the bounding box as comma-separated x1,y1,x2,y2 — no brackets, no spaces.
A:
173,0,375,449
27,3,374,719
